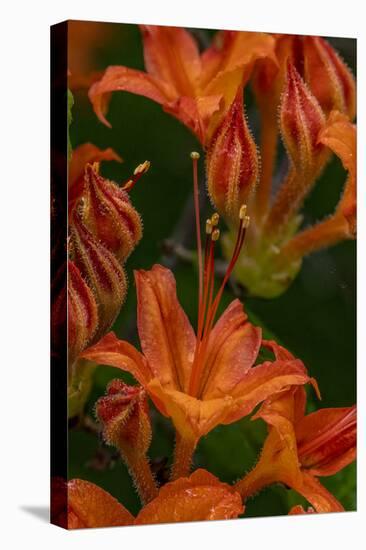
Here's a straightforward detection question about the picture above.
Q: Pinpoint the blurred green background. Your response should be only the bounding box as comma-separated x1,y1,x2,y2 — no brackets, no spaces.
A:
68,22,356,518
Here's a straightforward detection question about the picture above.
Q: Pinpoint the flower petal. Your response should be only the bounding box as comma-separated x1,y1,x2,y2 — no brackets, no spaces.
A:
318,110,356,235
140,25,201,96
296,405,356,476
81,332,152,386
292,472,344,513
147,378,233,442
135,265,196,392
201,300,261,398
67,479,134,528
89,66,173,127
223,358,310,424
135,469,244,524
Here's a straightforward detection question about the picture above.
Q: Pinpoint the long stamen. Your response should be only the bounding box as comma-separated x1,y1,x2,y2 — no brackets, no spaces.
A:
191,152,203,315
188,205,249,397
122,160,150,191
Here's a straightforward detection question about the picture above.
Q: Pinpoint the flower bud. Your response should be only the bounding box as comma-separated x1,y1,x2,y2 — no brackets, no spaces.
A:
69,211,127,341
280,63,326,176
68,260,98,365
206,89,259,221
82,163,143,262
303,36,356,120
96,380,152,456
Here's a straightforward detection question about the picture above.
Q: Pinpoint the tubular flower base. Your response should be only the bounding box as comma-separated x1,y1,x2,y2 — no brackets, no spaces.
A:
234,385,356,513
89,26,276,145
65,471,244,528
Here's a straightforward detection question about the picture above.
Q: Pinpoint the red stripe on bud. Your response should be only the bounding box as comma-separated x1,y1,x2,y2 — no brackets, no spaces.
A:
206,89,258,221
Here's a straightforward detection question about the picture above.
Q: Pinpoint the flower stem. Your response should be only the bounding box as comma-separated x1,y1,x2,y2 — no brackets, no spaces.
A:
170,435,196,480
122,450,158,504
234,468,274,501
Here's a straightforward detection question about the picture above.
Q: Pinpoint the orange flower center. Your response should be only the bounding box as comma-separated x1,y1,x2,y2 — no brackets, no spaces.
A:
188,152,250,397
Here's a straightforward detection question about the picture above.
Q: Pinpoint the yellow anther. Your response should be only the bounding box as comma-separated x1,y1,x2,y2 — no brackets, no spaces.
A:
134,160,150,175
91,161,100,173
243,215,250,228
190,151,200,160
212,228,220,241
206,219,213,234
239,204,247,220
211,212,220,226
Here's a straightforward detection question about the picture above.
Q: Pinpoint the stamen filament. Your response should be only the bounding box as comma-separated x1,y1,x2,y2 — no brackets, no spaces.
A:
191,152,203,315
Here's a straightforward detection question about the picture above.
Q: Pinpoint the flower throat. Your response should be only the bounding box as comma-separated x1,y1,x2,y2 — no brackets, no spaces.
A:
188,151,250,397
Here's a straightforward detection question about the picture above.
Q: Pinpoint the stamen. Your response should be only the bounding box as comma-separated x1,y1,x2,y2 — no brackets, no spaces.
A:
206,219,213,235
122,160,150,191
211,212,220,226
212,228,220,241
191,152,204,322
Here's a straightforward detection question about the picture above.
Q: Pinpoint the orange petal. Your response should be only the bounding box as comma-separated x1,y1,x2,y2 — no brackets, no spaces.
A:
318,110,356,234
69,143,122,213
135,265,196,392
296,405,356,476
200,30,276,91
289,504,315,515
292,472,344,513
81,332,152,386
89,66,174,127
135,469,243,524
140,25,201,97
67,479,134,528
200,300,261,397
223,358,310,424
147,378,233,442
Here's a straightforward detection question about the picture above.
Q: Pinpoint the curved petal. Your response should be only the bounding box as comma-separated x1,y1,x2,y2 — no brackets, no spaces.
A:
135,469,244,524
292,472,344,513
296,405,356,476
68,143,122,213
147,378,233,442
222,359,310,424
67,479,134,528
201,300,262,398
89,66,174,126
80,332,152,386
318,110,356,235
140,25,201,96
200,31,276,90
135,265,196,392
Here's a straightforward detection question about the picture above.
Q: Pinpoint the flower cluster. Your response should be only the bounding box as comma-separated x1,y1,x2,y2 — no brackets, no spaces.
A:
89,28,356,298
57,25,357,529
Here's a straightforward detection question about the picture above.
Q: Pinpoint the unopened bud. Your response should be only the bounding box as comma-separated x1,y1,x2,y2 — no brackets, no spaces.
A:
206,89,259,221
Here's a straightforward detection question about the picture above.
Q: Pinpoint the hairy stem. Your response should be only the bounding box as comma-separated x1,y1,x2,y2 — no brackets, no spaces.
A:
170,434,197,480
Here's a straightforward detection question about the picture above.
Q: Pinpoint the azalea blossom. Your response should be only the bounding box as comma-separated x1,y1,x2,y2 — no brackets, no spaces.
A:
89,25,276,145
234,383,356,513
82,152,313,479
55,470,244,528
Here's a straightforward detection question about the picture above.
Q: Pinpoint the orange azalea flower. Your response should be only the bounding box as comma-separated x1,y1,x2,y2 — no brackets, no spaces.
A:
82,153,312,479
89,26,276,145
234,385,356,513
63,470,244,528
217,64,356,298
